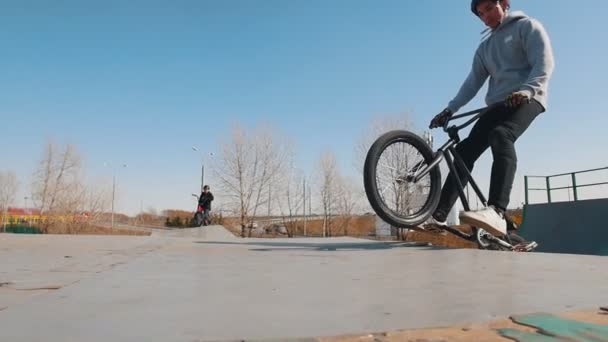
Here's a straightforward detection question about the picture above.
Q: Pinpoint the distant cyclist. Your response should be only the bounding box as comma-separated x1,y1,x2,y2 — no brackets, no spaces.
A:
198,185,214,226
426,0,555,244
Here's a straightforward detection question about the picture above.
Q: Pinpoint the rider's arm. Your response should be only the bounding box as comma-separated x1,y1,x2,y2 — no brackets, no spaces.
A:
446,49,489,113
518,18,555,100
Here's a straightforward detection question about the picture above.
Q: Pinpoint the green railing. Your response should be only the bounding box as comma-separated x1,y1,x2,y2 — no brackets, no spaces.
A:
524,166,608,205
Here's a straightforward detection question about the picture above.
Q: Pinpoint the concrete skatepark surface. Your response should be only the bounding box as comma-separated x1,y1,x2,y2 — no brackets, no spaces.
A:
1,225,607,341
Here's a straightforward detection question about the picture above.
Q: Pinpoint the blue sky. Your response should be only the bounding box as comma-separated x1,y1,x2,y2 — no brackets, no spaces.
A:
2,0,607,215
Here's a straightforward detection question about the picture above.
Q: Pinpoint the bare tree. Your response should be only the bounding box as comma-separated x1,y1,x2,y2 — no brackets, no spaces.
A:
31,140,82,215
80,182,112,222
354,112,415,176
335,175,362,236
30,140,111,231
33,141,54,214
276,157,304,237
317,151,340,237
0,171,18,230
213,124,290,237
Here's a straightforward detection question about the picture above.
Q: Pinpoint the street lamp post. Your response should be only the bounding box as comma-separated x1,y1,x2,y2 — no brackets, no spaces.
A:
303,177,306,236
105,162,127,229
111,172,116,228
191,146,214,193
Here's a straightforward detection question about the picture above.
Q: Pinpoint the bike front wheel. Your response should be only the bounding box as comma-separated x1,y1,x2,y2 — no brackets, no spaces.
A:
363,130,442,227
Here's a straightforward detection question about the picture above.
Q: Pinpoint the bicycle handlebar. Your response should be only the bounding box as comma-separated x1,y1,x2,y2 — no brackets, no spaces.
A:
442,102,505,133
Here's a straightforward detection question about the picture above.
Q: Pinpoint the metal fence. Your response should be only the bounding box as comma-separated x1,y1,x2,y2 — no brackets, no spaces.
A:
524,166,608,205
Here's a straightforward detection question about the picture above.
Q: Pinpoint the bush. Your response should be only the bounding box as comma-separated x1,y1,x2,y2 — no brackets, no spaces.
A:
163,211,223,228
165,215,193,228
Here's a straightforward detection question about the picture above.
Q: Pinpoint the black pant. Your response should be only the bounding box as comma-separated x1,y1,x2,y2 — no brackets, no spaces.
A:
433,100,544,222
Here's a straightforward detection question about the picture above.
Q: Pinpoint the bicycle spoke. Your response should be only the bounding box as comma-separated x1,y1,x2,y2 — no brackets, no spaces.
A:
373,139,432,220
378,162,398,172
378,182,391,198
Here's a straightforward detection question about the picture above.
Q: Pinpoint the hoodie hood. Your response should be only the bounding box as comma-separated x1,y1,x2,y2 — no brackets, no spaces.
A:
481,10,529,38
495,10,528,31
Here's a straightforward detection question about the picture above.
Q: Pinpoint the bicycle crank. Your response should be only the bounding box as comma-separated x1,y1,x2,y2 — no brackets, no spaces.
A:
476,228,514,251
476,228,538,252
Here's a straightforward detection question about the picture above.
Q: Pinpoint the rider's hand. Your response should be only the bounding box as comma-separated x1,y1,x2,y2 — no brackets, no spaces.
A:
429,108,453,129
505,91,531,108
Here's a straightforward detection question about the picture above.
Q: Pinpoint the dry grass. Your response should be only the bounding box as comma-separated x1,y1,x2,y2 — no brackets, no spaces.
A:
41,223,151,236
507,208,524,225
405,225,478,249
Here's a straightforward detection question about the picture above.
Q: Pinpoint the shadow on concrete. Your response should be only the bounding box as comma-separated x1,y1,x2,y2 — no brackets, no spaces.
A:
194,240,444,252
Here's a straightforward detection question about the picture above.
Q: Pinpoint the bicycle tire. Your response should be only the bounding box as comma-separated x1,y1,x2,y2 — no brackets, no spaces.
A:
194,212,204,227
363,130,442,227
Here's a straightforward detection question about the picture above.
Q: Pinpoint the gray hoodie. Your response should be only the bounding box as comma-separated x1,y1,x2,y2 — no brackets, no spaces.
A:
447,11,555,113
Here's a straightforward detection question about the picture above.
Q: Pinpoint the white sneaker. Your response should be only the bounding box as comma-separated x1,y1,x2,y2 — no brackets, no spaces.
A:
459,206,507,237
419,216,448,234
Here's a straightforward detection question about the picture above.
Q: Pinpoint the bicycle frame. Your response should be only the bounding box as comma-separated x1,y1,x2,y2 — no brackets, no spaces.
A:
409,104,502,213
379,102,529,248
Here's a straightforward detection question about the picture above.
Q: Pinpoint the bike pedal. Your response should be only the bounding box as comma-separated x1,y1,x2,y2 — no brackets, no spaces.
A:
526,241,539,251
514,241,538,252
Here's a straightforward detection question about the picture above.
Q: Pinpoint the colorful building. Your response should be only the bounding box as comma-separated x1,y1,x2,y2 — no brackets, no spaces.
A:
1,207,91,225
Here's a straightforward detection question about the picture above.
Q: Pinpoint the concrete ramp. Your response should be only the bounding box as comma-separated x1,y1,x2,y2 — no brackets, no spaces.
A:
152,225,237,241
519,198,608,256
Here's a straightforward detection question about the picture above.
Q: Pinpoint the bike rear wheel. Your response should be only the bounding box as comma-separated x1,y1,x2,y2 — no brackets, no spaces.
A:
194,212,204,227
363,130,442,227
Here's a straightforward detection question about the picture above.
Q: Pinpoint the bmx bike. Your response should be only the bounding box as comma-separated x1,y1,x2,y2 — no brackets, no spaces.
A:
363,102,537,251
193,205,208,227
192,195,210,227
